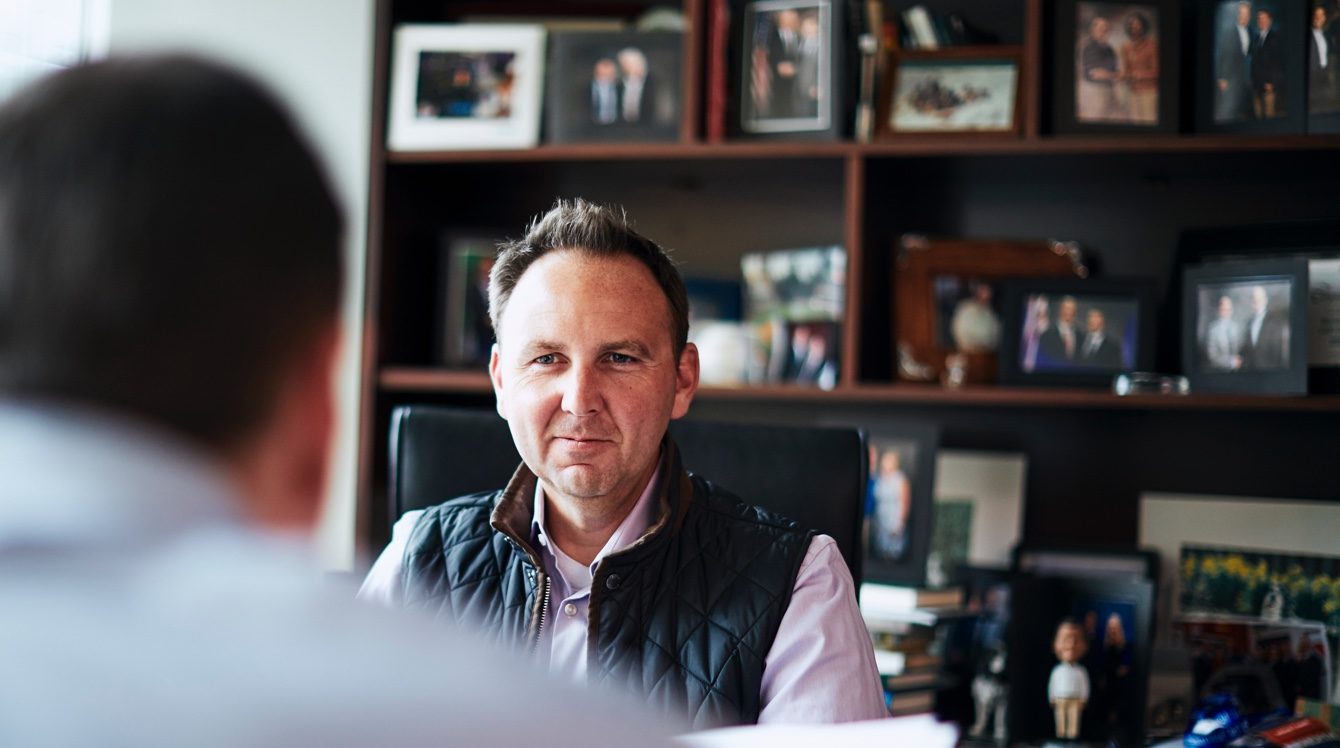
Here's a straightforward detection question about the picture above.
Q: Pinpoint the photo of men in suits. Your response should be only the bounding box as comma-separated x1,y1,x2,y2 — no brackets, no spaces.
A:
1214,1,1255,122
743,1,828,131
1310,5,1340,114
1195,280,1293,372
588,47,660,126
1022,294,1136,373
547,31,681,144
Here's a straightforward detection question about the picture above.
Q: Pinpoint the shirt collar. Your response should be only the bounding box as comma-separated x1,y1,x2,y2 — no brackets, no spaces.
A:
0,399,244,551
532,454,663,576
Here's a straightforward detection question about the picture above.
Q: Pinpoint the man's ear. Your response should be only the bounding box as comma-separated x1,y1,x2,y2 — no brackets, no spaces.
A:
233,323,339,531
489,343,507,420
671,342,699,420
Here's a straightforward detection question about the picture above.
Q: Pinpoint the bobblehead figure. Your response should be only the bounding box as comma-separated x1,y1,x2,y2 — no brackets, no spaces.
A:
1048,618,1090,741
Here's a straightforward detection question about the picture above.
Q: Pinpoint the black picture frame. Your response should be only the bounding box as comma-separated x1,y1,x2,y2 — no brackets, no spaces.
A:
997,278,1157,388
1175,220,1340,392
732,0,846,139
860,420,938,587
544,30,684,144
1007,575,1155,747
1307,2,1340,132
1182,257,1309,394
1052,0,1180,134
1195,0,1306,134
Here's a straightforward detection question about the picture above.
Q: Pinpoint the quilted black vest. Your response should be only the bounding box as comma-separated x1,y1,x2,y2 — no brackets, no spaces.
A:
399,440,815,728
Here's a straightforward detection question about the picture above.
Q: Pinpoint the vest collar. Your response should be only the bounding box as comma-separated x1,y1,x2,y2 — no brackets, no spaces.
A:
488,435,692,567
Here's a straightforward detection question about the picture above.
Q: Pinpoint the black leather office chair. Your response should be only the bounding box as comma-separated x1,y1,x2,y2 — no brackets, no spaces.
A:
388,405,868,585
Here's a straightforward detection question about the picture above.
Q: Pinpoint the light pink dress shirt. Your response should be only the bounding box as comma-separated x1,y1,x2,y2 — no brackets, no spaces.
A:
359,469,887,724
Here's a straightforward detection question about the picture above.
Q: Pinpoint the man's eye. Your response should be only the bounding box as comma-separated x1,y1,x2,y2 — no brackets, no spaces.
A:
608,353,636,364
533,354,557,365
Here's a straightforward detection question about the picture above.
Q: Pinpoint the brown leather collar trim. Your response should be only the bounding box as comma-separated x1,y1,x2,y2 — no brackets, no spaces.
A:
489,461,543,567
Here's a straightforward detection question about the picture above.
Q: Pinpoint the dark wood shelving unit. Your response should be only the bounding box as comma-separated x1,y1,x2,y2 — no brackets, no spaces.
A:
358,0,1340,554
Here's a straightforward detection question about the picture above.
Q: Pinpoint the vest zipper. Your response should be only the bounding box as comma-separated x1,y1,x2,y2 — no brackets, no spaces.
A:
531,575,551,656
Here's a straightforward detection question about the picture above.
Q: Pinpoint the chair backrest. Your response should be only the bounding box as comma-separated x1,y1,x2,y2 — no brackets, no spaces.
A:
388,405,867,585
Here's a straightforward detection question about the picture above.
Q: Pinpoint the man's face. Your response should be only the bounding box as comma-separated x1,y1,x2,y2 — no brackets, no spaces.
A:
1054,623,1087,663
1252,286,1268,314
1087,309,1105,333
1316,7,1327,29
490,250,698,508
1258,10,1272,32
1059,299,1078,323
1091,17,1111,41
1238,3,1252,26
778,10,799,31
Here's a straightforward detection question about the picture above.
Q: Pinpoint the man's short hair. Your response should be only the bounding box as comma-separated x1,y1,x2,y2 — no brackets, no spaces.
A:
0,55,343,451
489,199,689,356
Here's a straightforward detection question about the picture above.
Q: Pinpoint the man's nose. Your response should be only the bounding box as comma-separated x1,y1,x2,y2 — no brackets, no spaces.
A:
559,363,601,416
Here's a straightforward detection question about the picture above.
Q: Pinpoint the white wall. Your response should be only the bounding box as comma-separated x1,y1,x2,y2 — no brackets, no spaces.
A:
109,0,376,569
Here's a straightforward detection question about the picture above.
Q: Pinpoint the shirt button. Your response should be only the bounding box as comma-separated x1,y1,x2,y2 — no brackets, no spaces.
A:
605,574,622,590
563,602,578,617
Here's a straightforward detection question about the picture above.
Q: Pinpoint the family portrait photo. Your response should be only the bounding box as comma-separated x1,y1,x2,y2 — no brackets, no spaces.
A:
741,0,832,133
859,420,938,587
1074,2,1162,125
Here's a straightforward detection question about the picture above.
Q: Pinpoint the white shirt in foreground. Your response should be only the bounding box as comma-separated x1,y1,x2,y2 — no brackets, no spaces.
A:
0,401,679,748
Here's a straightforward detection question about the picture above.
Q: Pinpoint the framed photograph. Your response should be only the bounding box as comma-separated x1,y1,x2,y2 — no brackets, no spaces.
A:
861,420,938,587
1308,3,1340,131
926,450,1027,588
939,565,1014,742
1195,0,1305,134
386,24,546,151
1052,1,1179,134
1008,575,1155,746
544,31,683,144
878,47,1023,137
1176,615,1331,706
736,0,844,138
1181,258,1309,394
894,235,1089,384
998,278,1157,388
437,233,498,368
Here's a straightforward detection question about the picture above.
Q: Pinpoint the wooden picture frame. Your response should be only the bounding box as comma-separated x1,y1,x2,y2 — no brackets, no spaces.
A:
1052,0,1180,134
386,24,546,151
878,46,1023,138
733,0,845,139
1195,0,1306,134
894,235,1089,384
998,277,1158,388
861,420,939,587
1182,257,1310,394
544,30,684,144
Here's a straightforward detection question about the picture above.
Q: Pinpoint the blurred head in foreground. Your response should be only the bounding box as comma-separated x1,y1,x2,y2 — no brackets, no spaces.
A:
0,55,343,529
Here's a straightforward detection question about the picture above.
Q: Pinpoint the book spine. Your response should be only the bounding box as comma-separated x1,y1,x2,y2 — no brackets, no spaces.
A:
705,0,730,142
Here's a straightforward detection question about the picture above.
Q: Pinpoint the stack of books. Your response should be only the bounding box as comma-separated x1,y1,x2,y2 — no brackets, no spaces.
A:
859,583,964,717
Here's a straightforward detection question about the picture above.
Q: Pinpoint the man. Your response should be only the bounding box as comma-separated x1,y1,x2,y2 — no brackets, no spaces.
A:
360,200,886,728
1216,1,1255,122
590,57,621,125
1039,296,1084,365
765,8,803,118
1078,15,1121,122
0,57,670,746
1205,294,1244,371
1240,284,1289,369
1252,8,1286,118
1310,5,1340,114
616,47,653,123
1078,308,1124,369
